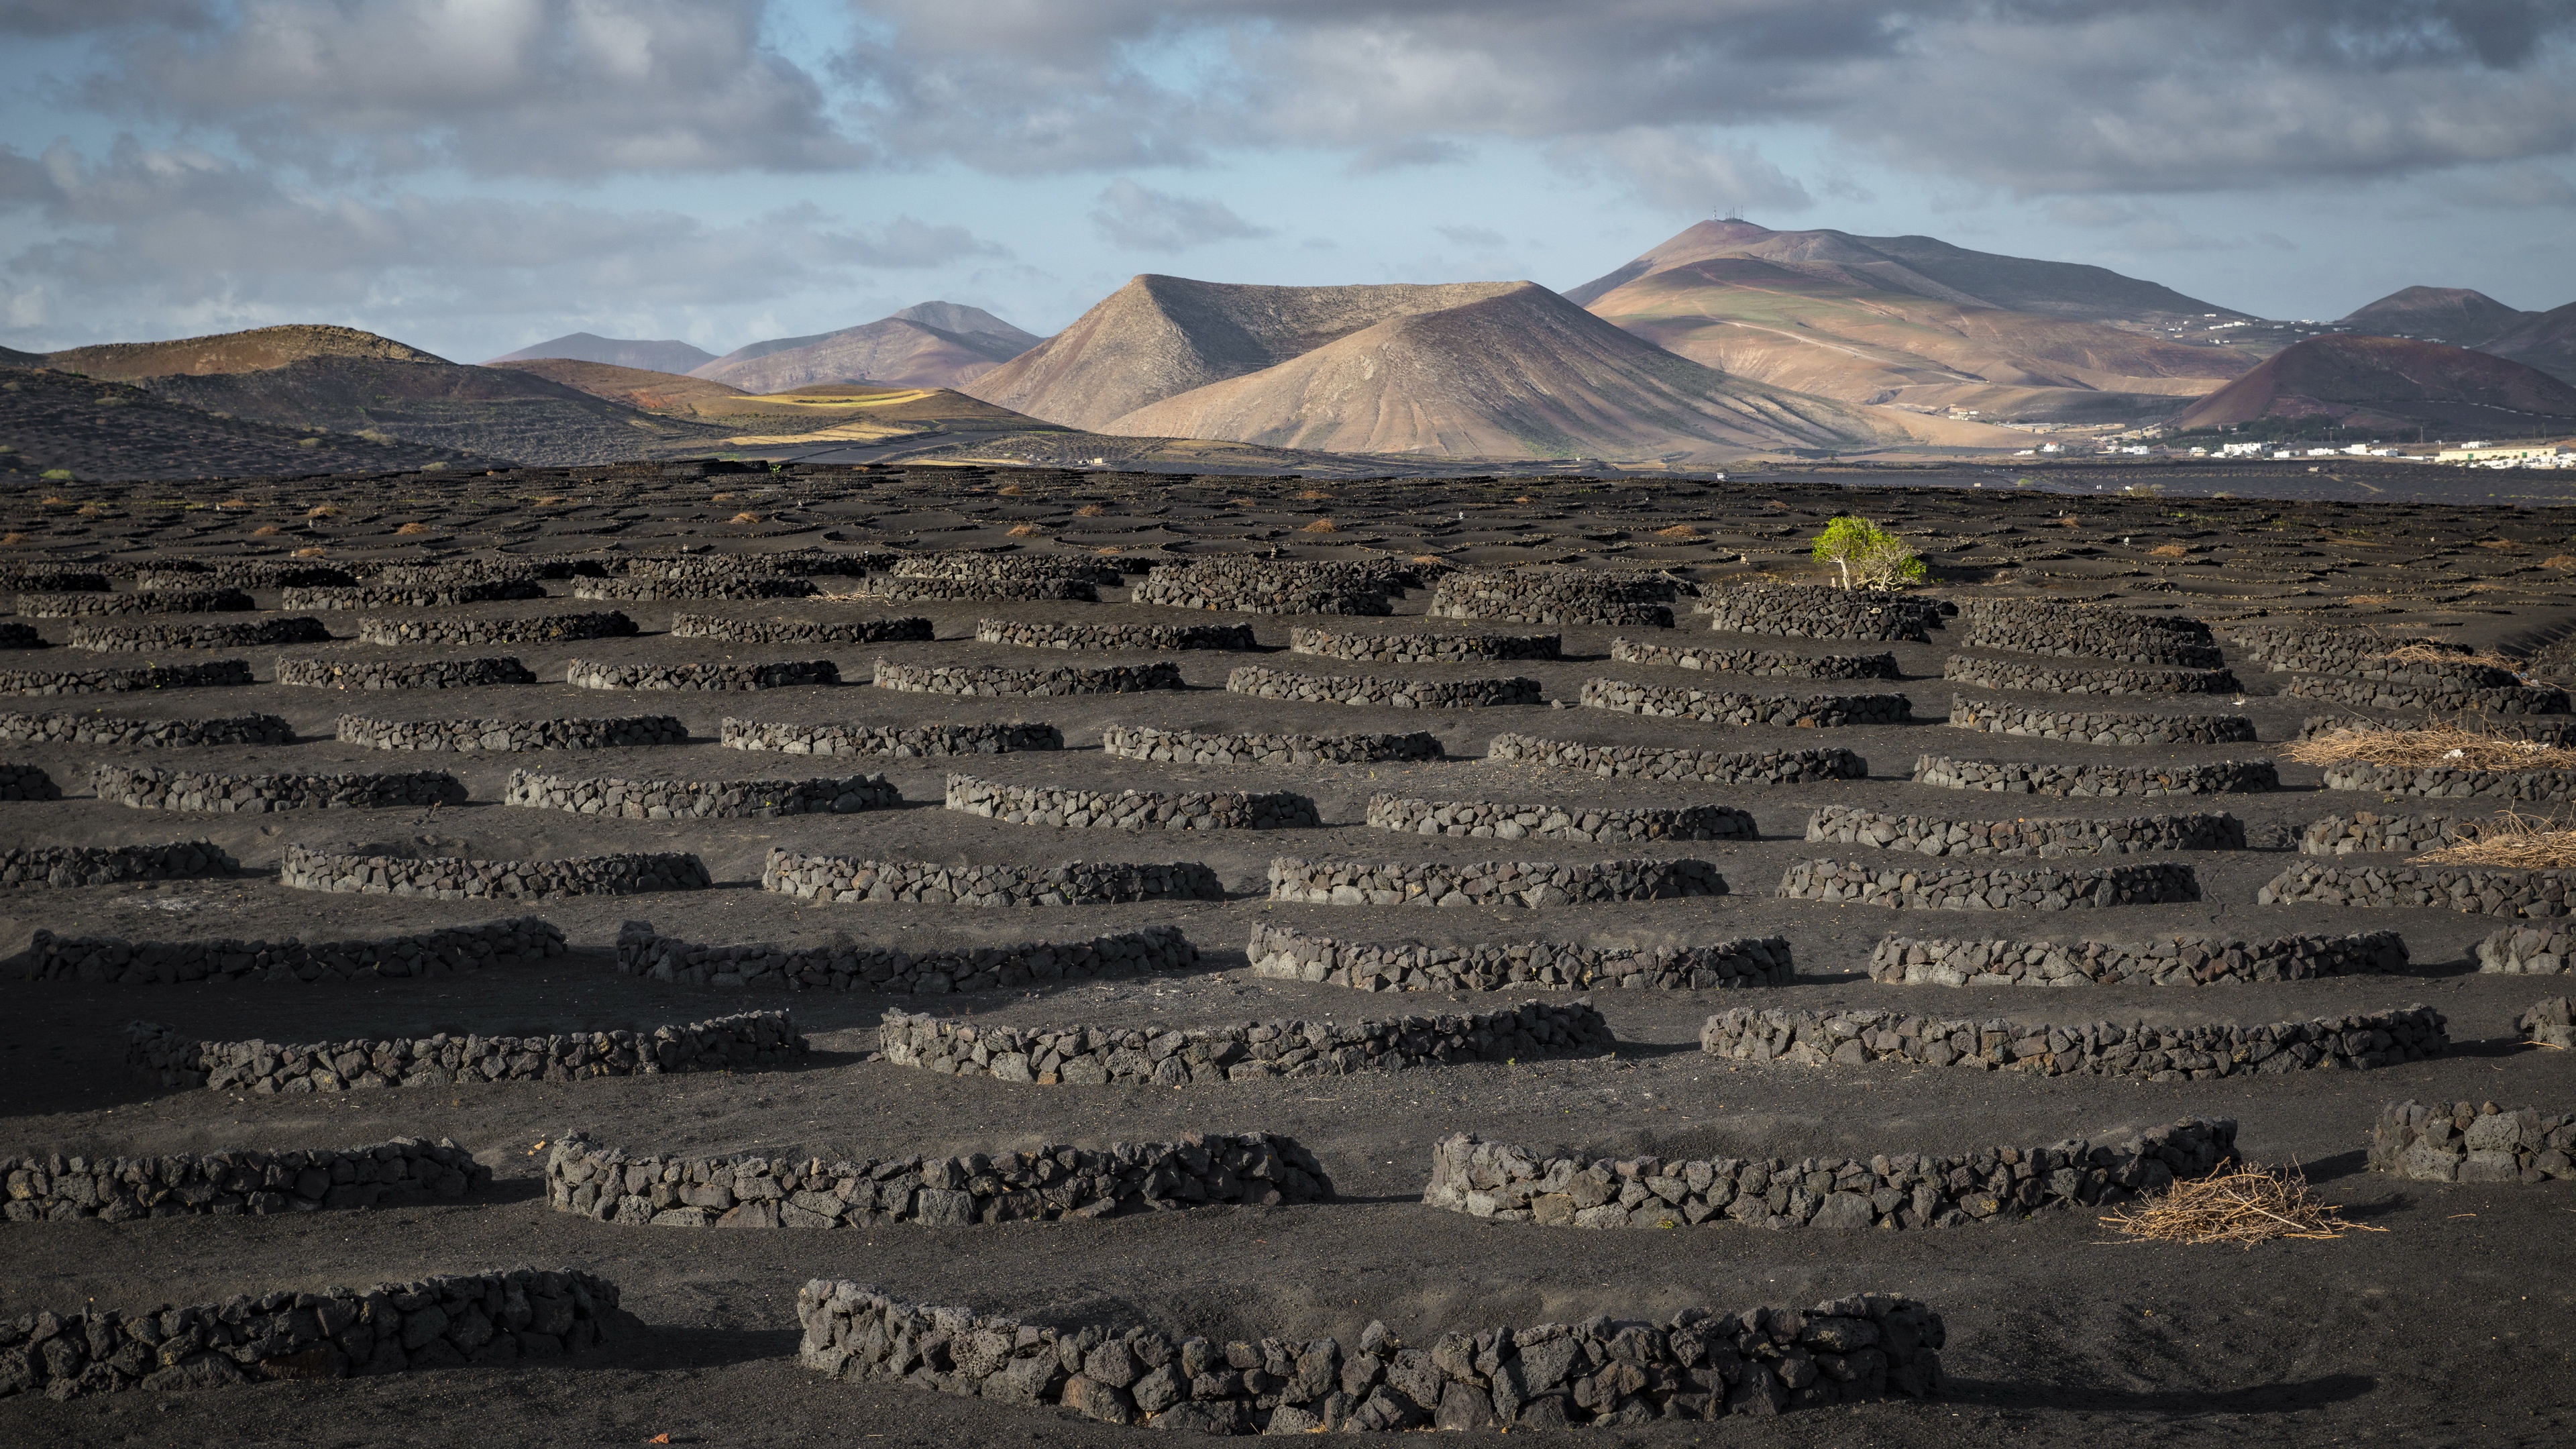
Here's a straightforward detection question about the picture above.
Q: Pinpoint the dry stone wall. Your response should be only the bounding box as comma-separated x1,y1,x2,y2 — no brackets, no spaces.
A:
1267,855,1724,907
281,843,710,899
1945,694,2257,746
568,657,837,691
2298,715,2576,747
285,582,547,610
975,619,1256,651
1102,725,1441,766
17,588,252,617
3,1138,487,1222
1701,1004,2447,1078
278,656,535,690
2301,812,2467,855
125,1010,806,1091
1246,924,1791,992
877,659,1181,696
1776,857,2200,910
761,851,1223,906
1578,678,1911,726
0,567,108,592
0,841,235,888
356,612,635,646
1609,639,1897,680
573,576,816,602
892,552,1125,585
16,916,564,983
336,713,688,752
2231,625,2466,674
505,767,896,819
1913,755,2279,797
2287,672,2569,715
1485,733,1868,784
1942,655,2239,696
0,763,58,799
857,576,1097,603
1953,598,2220,667
2369,1101,2575,1183
2320,762,2576,802
2523,998,2575,1045
1366,794,1754,843
2477,927,2575,975
722,717,1062,757
1226,664,1542,708
0,710,290,747
69,618,329,651
1866,930,2410,987
1291,627,1560,663
1,661,253,696
1694,585,1942,642
93,764,466,812
1130,562,1391,616
1428,570,1676,627
945,772,1318,830
614,921,1197,992
1806,804,2243,857
139,560,354,589
670,613,932,645
2257,862,2573,917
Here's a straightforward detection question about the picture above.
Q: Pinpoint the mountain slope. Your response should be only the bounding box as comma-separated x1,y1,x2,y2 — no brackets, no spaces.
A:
884,302,1038,345
689,303,1042,393
2169,334,2576,433
0,366,483,481
2475,301,2576,386
2334,287,2536,347
46,324,446,378
486,333,717,373
487,359,751,413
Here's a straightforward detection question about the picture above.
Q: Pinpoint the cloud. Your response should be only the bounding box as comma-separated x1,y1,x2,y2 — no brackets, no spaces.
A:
1554,129,1813,215
0,0,209,36
1088,178,1270,250
1436,224,1505,248
2440,163,2576,207
1346,139,1470,174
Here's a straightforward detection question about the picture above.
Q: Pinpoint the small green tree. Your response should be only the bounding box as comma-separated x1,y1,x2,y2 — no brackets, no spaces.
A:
1811,515,1926,590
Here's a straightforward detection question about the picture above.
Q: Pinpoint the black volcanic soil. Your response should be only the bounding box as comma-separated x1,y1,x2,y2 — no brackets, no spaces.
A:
1,463,2573,1449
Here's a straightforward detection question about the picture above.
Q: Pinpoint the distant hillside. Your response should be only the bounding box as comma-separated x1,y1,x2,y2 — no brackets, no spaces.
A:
885,302,1038,343
692,303,1042,393
45,323,447,378
0,343,45,368
0,366,483,482
489,358,751,413
486,332,717,373
2475,302,2576,386
2169,334,2576,434
2335,287,2536,347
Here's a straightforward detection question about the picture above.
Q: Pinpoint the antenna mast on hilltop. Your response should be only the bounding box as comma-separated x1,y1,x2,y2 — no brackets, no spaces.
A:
1717,205,1743,223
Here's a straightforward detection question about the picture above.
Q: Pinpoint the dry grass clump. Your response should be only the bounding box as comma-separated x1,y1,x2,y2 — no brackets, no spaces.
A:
729,511,761,523
1294,489,1334,500
76,504,105,517
1410,554,1444,566
217,497,251,510
393,522,433,535
2286,720,2567,771
2378,641,2516,669
1655,523,1703,540
2419,810,2576,868
2475,538,2522,551
307,504,341,518
1095,546,1122,555
0,533,25,546
2051,515,2081,528
1302,517,1338,533
292,547,327,558
2544,554,2575,570
1074,503,1107,517
996,483,1026,496
709,491,735,502
39,496,70,506
535,496,566,506
1514,495,1537,504
1007,523,1044,537
2100,1161,2377,1248
2149,543,2190,558
250,525,282,537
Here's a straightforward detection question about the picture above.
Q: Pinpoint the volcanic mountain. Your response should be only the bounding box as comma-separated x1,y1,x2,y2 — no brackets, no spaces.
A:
2473,302,2576,386
487,358,753,415
2169,334,2576,434
46,324,445,379
486,332,718,374
2333,286,2537,348
692,303,1041,393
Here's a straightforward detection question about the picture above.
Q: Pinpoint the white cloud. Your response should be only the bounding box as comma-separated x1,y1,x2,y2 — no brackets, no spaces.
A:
1553,129,1813,215
1088,178,1269,250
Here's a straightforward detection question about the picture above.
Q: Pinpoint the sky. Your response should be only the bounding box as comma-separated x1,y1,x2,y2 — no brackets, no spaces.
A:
1,0,2571,364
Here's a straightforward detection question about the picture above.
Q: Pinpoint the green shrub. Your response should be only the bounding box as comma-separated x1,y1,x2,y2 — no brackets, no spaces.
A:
1811,515,1927,590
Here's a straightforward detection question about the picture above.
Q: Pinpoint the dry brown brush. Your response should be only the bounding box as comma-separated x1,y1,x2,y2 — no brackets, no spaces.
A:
2100,1162,2378,1249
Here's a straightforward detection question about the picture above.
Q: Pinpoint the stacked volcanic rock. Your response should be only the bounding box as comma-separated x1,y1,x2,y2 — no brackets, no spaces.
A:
0,763,58,799
549,1130,1331,1229
2523,998,2576,1044
93,764,466,812
2477,927,2576,974
1130,560,1396,616
2320,762,2576,802
2258,862,2573,916
17,588,253,617
125,1010,806,1091
2526,637,2576,684
1913,755,2279,796
1609,639,1897,680
0,710,288,747
877,659,1181,696
1247,924,1791,991
1425,1118,2235,1232
1776,857,2200,910
1486,733,1869,784
1267,855,1723,906
2370,1101,2575,1183
0,841,235,888
1366,794,1754,843
2286,667,2568,715
1428,570,1677,627
2300,812,2467,855
281,843,711,899
1102,725,1442,765
370,561,553,587
1866,930,2410,987
574,575,817,601
761,850,1223,906
1226,664,1542,708
892,552,1126,585
355,611,635,645
337,713,688,751
2296,715,2576,747
616,922,1199,992
138,560,355,589
0,1267,616,1400
1694,585,1944,643
2232,625,2471,673
1954,598,2222,667
278,656,535,690
69,618,330,651
612,550,875,581
859,576,1098,602
1701,1004,2447,1078
879,998,1614,1085
1942,655,2239,696
0,661,253,696
1291,627,1560,663
1807,804,2243,856
16,916,565,983
945,772,1318,830
568,657,837,690
1946,694,2257,745
721,717,1063,756
0,567,109,592
671,613,932,645
0,623,38,647
3,1138,488,1222
976,619,1256,651
505,767,897,818
284,581,547,609
1579,678,1911,726
794,1280,1943,1430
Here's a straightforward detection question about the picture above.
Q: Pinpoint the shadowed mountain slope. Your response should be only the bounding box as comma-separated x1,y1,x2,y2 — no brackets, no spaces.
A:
2170,334,2576,433
2334,287,2537,347
2474,301,2576,386
487,358,751,413
692,303,1041,393
486,333,718,373
45,324,446,378
0,366,484,481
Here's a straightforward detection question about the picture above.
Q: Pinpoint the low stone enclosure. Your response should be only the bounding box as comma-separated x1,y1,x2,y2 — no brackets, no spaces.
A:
1866,930,2411,987
670,613,933,645
285,581,547,610
1102,725,1443,766
276,656,537,691
573,575,818,602
1364,794,1755,843
1776,857,2200,910
1693,584,1945,642
877,999,1615,1085
568,658,838,691
892,552,1127,585
2477,926,2576,974
1485,733,1870,784
1578,678,1911,727
137,561,353,589
721,717,1064,757
794,1280,1943,1431
1941,655,2239,697
0,841,237,889
2259,862,2574,918
945,772,1319,830
280,844,712,900
2369,1101,2575,1183
856,576,1099,603
1805,804,2244,857
1224,664,1543,708
1427,570,1677,627
125,1010,806,1091
761,851,1224,906
16,587,253,617
1952,598,2222,667
1246,924,1792,992
2232,624,2475,674
0,1267,618,1400
355,611,637,646
336,713,690,752
976,619,1256,651
1267,856,1725,907
546,1130,1330,1229
2286,672,2570,716
1129,561,1392,616
1699,1004,2447,1078
1,660,254,696
0,710,292,747
1290,627,1560,663
614,922,1199,993
504,767,898,820
1608,639,1898,680
1912,755,2280,797
2301,714,2576,748
2318,762,2576,802
14,917,567,983
3,1138,489,1222
69,617,331,651
2524,998,2575,1046
877,659,1183,696
0,763,58,799
2300,812,2469,855
1945,694,2258,746
0,566,108,593
93,764,467,812
1424,1117,2236,1232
